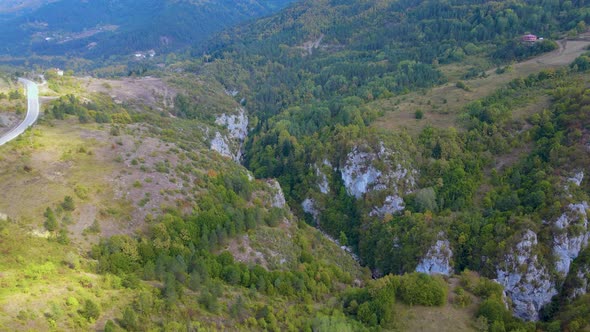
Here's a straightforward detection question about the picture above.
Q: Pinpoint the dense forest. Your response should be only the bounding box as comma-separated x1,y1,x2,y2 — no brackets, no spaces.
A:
0,0,295,58
185,0,590,330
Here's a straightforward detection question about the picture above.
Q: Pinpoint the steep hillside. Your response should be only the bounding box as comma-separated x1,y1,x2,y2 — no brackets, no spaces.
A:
0,0,295,58
180,0,590,329
2,0,590,331
0,70,374,330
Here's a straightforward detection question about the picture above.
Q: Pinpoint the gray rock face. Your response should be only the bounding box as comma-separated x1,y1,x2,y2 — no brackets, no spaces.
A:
210,108,248,162
210,132,233,159
416,235,453,276
572,267,590,299
341,147,383,199
340,143,415,213
302,198,320,223
267,179,286,208
496,230,557,321
553,202,589,276
568,171,584,187
316,166,330,194
370,195,405,217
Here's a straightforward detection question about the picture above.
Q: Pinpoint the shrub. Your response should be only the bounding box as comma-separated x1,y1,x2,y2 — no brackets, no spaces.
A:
104,320,118,332
120,306,138,331
415,110,424,119
477,298,510,326
79,299,100,321
456,81,471,91
44,207,58,232
66,297,79,307
397,273,447,306
62,196,75,211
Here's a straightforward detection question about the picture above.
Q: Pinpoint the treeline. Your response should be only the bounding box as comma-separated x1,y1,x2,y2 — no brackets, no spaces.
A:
88,169,358,330
46,94,131,124
202,0,587,121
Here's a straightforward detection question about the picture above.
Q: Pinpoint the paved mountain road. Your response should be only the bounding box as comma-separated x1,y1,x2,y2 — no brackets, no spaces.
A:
0,78,39,146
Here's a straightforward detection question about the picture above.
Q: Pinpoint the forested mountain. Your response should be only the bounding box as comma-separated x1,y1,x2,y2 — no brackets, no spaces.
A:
0,0,56,14
186,0,590,329
0,0,295,57
2,0,590,331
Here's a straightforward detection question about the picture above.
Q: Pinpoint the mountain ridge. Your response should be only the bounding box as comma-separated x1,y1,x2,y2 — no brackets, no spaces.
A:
0,0,296,57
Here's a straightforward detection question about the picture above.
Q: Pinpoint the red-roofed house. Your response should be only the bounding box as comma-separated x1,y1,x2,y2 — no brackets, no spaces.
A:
522,34,538,42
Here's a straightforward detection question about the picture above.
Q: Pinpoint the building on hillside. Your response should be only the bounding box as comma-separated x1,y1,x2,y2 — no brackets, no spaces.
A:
522,34,538,42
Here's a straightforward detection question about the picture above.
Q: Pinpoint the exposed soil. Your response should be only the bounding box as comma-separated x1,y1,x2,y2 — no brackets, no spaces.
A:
82,76,177,111
0,120,199,248
225,234,269,268
0,113,21,136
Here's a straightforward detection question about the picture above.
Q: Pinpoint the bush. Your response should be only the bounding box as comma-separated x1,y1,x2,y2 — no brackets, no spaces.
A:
415,110,424,119
62,196,75,211
66,297,79,307
456,81,471,91
79,299,100,321
120,306,138,331
44,207,58,232
104,320,118,332
477,298,510,327
397,273,447,306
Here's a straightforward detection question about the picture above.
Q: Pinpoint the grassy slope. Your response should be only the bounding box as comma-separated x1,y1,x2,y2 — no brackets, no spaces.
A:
0,72,375,330
372,35,590,136
0,222,136,331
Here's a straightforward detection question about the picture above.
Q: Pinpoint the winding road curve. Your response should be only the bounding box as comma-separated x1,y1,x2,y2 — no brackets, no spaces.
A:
0,78,39,146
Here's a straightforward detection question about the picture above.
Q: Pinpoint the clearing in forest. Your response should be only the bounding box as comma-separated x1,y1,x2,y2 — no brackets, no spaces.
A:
373,34,590,135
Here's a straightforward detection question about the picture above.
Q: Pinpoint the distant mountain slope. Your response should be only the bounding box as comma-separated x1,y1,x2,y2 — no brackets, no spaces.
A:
0,0,56,13
0,0,295,57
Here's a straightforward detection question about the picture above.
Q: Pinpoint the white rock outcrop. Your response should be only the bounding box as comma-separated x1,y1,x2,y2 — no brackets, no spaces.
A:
267,179,286,208
224,89,239,97
572,267,590,299
211,108,248,162
210,132,233,159
496,230,557,321
340,143,415,214
370,195,405,216
302,198,320,223
553,202,589,276
416,235,453,276
568,171,584,187
316,166,330,194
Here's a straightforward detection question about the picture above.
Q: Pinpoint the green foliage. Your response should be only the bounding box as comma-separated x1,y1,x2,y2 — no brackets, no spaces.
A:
104,320,118,332
411,187,438,212
571,54,590,72
456,81,471,91
47,94,130,125
61,196,75,211
44,207,58,232
415,109,424,120
0,0,294,59
397,273,447,306
493,39,559,62
8,89,21,100
120,306,139,331
79,299,100,321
